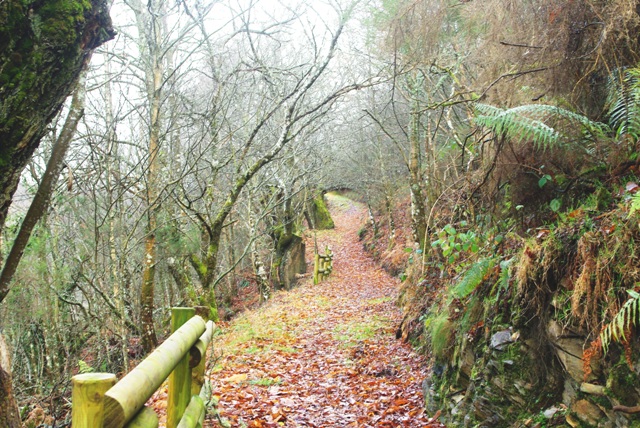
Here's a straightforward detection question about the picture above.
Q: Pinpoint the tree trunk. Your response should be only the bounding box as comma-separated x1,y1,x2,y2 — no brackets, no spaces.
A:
0,335,20,428
409,98,427,251
130,0,165,353
140,233,158,351
270,192,292,289
0,69,88,302
0,0,114,236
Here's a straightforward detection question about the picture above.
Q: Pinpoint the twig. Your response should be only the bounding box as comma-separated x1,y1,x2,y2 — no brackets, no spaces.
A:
613,405,640,414
500,41,543,49
479,67,550,99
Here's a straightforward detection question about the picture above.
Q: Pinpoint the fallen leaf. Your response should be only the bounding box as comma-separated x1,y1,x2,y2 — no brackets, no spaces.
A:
223,373,248,383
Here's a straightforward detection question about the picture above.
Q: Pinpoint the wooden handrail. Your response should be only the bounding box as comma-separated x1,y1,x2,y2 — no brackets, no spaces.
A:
71,307,215,428
176,395,205,428
190,320,214,369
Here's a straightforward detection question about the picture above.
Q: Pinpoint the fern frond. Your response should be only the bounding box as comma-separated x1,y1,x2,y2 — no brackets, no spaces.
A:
630,192,640,216
451,257,496,298
473,103,610,151
78,360,94,374
497,257,514,293
606,67,640,139
600,289,640,355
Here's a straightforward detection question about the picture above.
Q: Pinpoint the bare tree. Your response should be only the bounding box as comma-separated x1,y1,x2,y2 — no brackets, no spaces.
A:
175,0,366,318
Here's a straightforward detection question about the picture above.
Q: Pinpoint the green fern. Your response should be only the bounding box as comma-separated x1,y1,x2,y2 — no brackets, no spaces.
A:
630,192,640,216
605,67,640,139
78,360,94,374
473,103,610,151
451,257,496,299
600,289,640,355
497,257,514,293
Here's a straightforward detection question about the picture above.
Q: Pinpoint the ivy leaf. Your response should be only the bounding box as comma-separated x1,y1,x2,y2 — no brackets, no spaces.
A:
538,174,552,188
550,199,562,212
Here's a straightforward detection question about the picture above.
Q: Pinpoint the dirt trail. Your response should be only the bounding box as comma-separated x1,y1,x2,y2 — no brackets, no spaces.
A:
207,194,440,427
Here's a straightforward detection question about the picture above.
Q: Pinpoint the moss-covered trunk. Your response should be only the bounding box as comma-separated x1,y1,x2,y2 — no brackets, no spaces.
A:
190,236,220,322
0,0,114,235
272,232,306,290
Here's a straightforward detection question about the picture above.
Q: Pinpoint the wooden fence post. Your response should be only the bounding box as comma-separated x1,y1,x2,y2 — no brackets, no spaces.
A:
167,307,195,428
72,373,116,427
191,306,209,396
313,252,320,284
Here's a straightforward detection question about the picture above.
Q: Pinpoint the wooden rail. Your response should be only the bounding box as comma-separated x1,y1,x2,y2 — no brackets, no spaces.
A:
71,307,215,428
313,246,333,284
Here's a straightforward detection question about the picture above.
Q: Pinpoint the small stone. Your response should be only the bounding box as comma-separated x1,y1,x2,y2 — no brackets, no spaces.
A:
565,414,580,427
451,393,465,404
491,329,513,350
580,382,605,396
510,393,526,406
492,376,505,389
553,338,590,382
514,380,533,395
572,399,605,426
543,406,560,419
563,379,577,406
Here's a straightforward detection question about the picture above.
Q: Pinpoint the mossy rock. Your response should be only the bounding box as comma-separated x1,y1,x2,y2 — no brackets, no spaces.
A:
607,359,640,406
309,193,334,230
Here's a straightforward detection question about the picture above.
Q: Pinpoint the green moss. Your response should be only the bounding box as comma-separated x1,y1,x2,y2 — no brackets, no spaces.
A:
429,313,453,360
0,0,96,126
607,359,640,406
312,194,335,229
190,254,207,278
332,316,392,346
0,146,12,167
208,301,219,323
38,0,91,46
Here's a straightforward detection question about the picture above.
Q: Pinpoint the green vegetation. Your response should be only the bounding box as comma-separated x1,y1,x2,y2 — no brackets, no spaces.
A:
248,377,282,387
366,297,393,305
450,257,495,299
601,290,640,355
311,193,335,230
332,316,392,346
427,314,453,360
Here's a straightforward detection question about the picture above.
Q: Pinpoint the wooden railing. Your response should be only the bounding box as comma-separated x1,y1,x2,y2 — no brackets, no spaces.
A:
71,307,215,428
313,246,333,284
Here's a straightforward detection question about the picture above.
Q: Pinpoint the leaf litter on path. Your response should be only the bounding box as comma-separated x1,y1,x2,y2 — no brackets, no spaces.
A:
204,194,444,427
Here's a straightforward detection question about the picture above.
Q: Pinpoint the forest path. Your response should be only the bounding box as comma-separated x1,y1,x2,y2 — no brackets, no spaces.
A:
206,193,440,427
